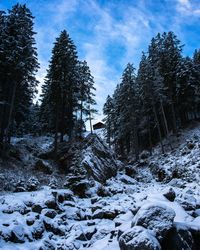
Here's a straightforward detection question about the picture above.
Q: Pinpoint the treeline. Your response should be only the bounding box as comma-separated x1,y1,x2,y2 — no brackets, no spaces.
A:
103,32,200,159
0,4,96,154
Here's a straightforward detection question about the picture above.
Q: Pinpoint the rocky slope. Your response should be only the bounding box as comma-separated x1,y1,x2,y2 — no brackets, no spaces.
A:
0,124,200,249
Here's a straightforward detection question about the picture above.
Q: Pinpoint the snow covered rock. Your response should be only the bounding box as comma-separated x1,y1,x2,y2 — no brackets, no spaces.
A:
132,204,175,241
176,192,197,211
81,134,119,182
119,226,161,250
58,134,120,185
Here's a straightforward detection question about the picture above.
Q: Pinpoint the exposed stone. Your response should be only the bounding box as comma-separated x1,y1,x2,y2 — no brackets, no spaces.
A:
132,204,175,241
32,204,43,214
9,225,25,243
32,221,44,240
34,159,52,174
119,226,161,250
44,209,57,219
43,219,65,236
163,188,176,202
45,199,58,210
76,227,97,241
125,165,137,177
162,226,194,250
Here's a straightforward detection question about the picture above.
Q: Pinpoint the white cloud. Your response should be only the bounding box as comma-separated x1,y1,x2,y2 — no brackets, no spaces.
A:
30,0,199,122
177,0,200,16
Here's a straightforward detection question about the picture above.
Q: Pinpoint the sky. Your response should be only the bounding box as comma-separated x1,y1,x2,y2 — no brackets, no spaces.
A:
1,0,200,122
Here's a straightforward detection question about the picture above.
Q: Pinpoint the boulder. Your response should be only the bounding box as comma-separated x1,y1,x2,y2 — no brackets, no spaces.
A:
125,165,137,177
9,225,25,243
27,176,39,191
71,180,90,197
44,209,57,219
177,194,197,211
76,227,97,241
31,220,45,240
43,219,65,236
162,226,194,250
32,204,43,214
81,134,120,182
132,204,175,241
34,159,52,174
45,199,58,210
119,226,161,250
163,188,176,202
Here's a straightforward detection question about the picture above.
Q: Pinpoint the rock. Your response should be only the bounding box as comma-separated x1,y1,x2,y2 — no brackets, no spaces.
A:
34,159,52,174
44,209,57,219
26,218,35,226
120,175,137,185
119,226,161,250
71,180,90,197
14,179,27,192
40,240,56,250
91,197,100,204
32,204,43,214
81,134,119,182
177,194,197,211
45,199,58,210
32,221,44,240
76,227,97,241
163,188,176,201
187,142,195,150
9,225,25,243
162,226,194,250
92,209,104,219
27,176,39,191
190,227,200,250
125,165,137,177
193,209,200,217
140,150,150,160
43,219,65,236
149,163,166,181
132,204,175,241
103,210,118,219
57,192,73,203
97,185,111,197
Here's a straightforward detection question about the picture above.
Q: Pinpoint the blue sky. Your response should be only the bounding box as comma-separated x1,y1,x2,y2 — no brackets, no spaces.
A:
1,0,200,121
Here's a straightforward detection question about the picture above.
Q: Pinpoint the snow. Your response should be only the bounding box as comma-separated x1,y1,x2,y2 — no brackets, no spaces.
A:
1,123,200,249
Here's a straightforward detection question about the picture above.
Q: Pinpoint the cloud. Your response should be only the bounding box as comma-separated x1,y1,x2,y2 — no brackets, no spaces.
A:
176,0,200,16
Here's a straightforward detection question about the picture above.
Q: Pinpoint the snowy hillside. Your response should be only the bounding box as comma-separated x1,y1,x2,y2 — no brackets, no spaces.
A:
0,123,200,249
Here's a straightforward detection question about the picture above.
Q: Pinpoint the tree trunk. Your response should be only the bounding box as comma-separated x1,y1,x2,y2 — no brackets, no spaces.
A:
160,100,173,150
80,100,83,137
171,102,177,134
133,118,139,160
4,80,17,144
89,107,93,134
148,115,153,155
60,92,66,143
152,103,164,154
54,101,59,157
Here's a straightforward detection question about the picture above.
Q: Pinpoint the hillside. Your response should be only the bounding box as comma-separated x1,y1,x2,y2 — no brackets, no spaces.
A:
0,123,200,249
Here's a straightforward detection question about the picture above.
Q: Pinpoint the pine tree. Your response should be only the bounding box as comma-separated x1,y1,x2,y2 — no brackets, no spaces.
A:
0,4,39,146
159,31,183,133
40,30,78,153
76,60,96,136
103,95,113,147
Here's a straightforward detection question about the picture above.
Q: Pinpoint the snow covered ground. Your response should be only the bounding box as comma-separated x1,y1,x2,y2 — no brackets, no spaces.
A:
0,123,200,249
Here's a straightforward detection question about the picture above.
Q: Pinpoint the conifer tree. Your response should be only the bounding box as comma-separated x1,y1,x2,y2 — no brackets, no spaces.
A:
0,4,38,146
